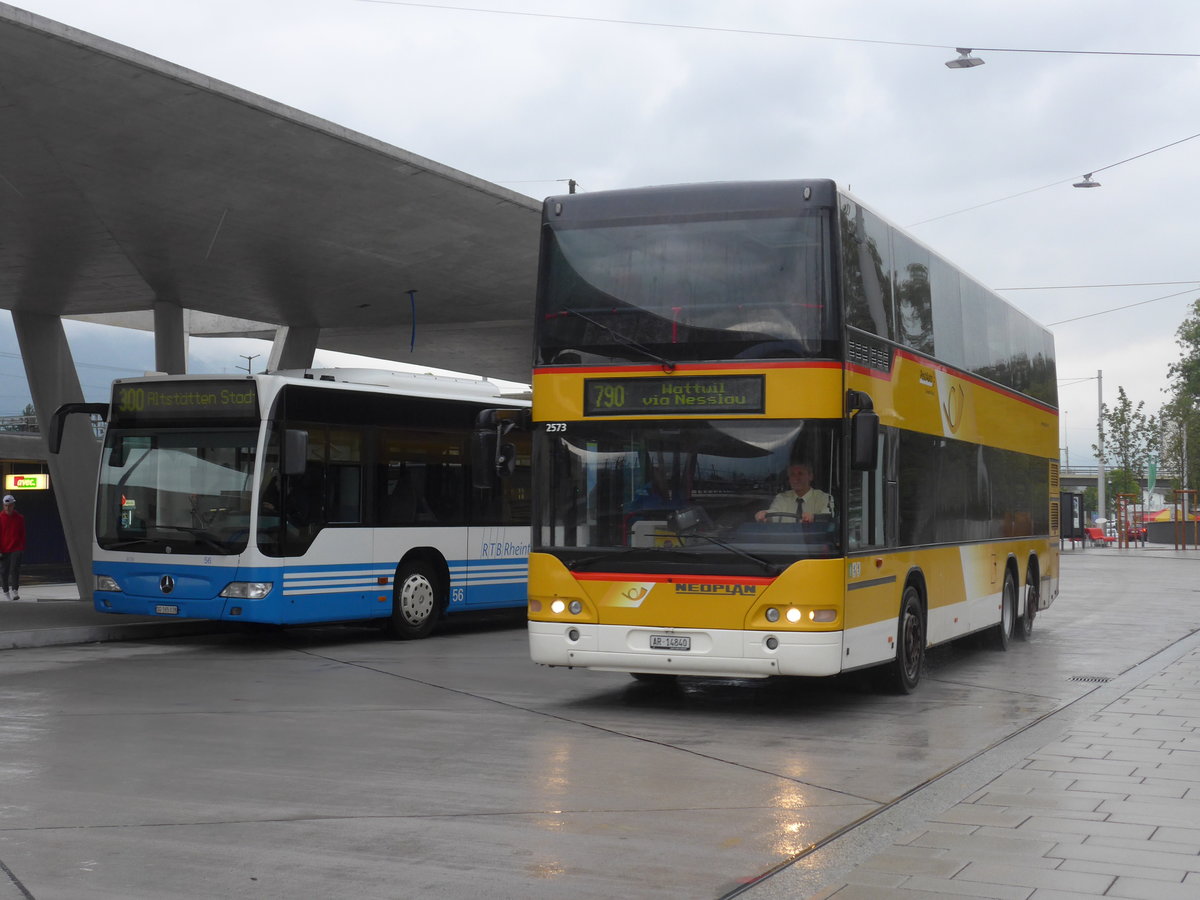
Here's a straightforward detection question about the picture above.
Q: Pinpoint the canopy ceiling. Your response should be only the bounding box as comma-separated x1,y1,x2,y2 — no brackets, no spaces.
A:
0,3,542,382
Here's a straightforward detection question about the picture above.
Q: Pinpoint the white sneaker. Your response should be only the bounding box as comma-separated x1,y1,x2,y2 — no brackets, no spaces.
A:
10,592,18,602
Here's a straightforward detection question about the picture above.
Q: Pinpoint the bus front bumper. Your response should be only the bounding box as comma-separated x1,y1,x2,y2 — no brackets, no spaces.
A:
528,621,844,678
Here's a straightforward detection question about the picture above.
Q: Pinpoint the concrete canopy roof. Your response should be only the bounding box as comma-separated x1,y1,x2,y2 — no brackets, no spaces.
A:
0,3,541,383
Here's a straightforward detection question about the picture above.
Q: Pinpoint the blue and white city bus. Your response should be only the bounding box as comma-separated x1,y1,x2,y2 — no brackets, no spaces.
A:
74,369,530,637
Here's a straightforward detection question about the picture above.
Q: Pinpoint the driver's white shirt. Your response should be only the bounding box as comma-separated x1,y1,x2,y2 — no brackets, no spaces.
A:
764,487,833,518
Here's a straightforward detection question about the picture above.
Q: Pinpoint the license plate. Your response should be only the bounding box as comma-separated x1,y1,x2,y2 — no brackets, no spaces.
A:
649,634,690,651
154,604,179,616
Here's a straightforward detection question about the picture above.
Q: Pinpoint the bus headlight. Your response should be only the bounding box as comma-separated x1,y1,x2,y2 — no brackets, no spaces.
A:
809,609,837,623
95,575,122,593
785,607,803,623
220,582,273,600
551,599,585,616
765,607,780,623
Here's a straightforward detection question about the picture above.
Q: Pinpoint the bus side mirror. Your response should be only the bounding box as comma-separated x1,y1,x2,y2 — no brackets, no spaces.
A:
472,407,529,488
850,410,879,471
283,429,308,476
49,402,109,454
110,436,129,468
496,442,517,478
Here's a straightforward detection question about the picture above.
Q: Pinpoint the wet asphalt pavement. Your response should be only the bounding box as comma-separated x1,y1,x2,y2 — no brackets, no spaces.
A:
1,546,1197,899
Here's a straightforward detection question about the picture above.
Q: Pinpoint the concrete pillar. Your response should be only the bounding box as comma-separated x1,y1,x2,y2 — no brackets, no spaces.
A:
11,312,101,600
267,325,320,372
153,300,187,374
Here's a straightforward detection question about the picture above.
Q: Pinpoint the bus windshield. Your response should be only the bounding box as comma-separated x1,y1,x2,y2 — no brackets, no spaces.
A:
534,420,841,573
536,212,837,366
96,429,260,555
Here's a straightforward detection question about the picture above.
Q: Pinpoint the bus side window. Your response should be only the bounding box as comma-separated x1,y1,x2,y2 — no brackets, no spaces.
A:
847,431,886,550
840,200,894,341
324,428,363,524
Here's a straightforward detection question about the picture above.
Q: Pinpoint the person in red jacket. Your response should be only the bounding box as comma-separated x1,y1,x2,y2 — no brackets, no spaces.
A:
0,494,26,601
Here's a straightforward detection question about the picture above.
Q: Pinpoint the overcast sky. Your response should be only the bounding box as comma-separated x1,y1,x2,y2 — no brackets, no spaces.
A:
4,0,1199,466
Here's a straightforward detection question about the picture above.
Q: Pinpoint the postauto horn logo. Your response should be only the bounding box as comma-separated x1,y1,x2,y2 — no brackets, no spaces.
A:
606,583,655,608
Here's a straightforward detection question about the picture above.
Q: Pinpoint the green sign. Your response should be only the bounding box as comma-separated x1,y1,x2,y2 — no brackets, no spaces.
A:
584,375,765,416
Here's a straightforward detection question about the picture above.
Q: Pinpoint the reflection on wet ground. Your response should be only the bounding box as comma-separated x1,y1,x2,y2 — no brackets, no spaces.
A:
0,551,1194,898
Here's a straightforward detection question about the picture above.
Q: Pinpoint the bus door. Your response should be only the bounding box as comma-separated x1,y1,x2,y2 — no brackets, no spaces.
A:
467,424,531,610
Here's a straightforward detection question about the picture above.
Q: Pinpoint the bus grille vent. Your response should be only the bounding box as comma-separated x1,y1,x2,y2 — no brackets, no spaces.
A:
1048,460,1060,492
847,338,892,373
1049,499,1060,535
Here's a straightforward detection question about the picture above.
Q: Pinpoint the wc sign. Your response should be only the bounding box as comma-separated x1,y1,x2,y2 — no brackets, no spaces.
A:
4,474,49,491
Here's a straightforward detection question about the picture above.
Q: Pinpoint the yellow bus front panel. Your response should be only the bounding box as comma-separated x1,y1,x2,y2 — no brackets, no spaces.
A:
529,537,1055,678
528,552,848,677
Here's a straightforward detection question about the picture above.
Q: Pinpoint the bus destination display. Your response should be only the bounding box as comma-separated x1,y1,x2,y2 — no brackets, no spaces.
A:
584,375,765,416
112,381,259,424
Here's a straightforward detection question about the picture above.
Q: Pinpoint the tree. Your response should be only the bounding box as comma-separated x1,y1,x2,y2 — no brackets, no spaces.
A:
1092,385,1157,515
1164,299,1200,491
0,402,36,433
1168,298,1200,404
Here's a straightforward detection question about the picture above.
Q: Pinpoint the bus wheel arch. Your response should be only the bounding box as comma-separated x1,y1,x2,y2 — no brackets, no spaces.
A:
879,572,927,694
1016,554,1039,641
385,549,449,640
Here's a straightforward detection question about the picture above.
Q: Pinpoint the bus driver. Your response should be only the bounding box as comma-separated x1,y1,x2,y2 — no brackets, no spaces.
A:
755,461,833,523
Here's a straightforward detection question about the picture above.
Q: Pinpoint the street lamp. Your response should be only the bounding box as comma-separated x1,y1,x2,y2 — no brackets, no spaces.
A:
945,48,985,69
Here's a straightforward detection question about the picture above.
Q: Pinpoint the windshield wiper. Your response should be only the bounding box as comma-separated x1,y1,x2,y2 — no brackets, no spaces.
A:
561,307,677,372
668,530,781,576
103,538,157,551
566,546,669,571
566,539,778,576
152,525,229,554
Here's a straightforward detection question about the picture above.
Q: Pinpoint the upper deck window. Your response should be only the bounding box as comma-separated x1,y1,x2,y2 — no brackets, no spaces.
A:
536,212,837,366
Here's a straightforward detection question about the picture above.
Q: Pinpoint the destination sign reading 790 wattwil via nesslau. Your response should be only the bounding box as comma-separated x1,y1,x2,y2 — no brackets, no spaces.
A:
583,375,765,416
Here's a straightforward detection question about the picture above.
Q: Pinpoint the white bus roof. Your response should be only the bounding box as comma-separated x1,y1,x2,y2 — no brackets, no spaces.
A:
113,368,532,404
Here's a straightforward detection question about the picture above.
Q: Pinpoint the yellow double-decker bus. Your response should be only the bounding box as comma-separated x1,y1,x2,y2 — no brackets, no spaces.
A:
524,180,1058,692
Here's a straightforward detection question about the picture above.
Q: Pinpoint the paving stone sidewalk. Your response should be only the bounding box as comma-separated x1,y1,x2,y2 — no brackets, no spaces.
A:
803,647,1200,899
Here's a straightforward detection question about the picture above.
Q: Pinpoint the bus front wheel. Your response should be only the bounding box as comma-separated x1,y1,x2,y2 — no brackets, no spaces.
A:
386,561,442,640
880,585,925,694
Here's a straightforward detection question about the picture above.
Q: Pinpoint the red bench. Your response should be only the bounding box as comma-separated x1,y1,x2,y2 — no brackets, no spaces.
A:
1084,526,1115,547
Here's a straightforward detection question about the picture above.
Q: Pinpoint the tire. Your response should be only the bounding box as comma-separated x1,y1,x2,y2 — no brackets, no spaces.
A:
880,584,925,694
1016,570,1037,641
385,561,443,640
990,569,1016,651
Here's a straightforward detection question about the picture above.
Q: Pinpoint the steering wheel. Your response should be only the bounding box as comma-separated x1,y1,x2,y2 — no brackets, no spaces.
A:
763,511,802,521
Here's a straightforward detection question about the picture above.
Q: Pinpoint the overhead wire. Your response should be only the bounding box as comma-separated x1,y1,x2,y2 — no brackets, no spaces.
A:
355,1,1200,58
1047,287,1199,327
358,1,1200,331
907,130,1200,227
998,281,1200,291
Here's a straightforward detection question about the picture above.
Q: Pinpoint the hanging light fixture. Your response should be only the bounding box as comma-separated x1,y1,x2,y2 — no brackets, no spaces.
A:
1073,174,1101,188
945,48,985,69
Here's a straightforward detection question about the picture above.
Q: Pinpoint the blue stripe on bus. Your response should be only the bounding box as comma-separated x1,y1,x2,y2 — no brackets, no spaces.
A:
94,557,527,624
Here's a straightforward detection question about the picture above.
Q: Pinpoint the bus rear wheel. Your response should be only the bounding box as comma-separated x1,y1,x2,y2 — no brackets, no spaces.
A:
990,569,1017,651
386,561,442,640
879,585,925,694
1016,571,1038,641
